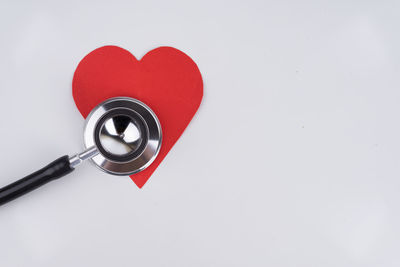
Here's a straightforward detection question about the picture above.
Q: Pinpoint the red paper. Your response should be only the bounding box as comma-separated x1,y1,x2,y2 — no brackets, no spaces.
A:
72,46,203,188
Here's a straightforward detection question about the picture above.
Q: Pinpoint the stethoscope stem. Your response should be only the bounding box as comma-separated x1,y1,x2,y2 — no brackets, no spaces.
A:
69,146,99,168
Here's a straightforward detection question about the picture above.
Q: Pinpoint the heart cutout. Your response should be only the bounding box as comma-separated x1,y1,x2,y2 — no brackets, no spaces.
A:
72,46,203,188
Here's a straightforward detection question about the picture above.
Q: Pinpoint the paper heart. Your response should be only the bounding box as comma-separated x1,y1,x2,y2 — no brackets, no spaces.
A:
72,46,203,188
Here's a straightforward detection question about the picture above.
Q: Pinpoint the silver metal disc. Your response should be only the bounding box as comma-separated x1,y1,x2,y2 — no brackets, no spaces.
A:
83,97,162,176
99,115,144,156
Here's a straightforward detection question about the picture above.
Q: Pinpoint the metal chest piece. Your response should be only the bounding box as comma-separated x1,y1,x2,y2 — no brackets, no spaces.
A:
83,97,162,176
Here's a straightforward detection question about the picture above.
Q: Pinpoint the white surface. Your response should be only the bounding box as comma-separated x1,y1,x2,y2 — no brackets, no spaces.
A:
0,0,399,266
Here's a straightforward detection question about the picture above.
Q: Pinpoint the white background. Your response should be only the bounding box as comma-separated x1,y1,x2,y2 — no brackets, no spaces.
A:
0,0,399,266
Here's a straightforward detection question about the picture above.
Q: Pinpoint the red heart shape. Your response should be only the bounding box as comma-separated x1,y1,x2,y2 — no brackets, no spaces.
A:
72,46,203,188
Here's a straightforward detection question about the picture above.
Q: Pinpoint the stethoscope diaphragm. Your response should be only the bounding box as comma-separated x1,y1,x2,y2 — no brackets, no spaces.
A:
72,97,162,175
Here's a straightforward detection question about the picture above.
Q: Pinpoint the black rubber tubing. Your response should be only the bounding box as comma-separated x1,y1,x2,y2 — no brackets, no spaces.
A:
0,155,74,206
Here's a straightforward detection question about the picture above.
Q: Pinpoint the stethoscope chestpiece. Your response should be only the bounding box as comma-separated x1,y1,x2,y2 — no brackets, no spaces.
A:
83,97,162,176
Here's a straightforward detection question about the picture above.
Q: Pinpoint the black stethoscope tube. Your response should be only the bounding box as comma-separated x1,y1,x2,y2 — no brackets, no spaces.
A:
0,156,74,206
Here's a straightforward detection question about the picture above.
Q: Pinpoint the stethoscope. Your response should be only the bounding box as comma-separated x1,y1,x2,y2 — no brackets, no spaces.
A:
0,97,162,206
